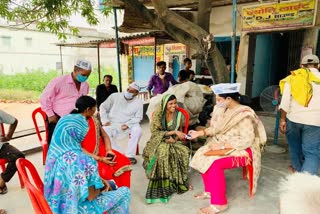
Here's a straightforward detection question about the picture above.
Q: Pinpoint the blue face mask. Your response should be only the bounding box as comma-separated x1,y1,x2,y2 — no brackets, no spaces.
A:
76,74,88,83
124,91,134,100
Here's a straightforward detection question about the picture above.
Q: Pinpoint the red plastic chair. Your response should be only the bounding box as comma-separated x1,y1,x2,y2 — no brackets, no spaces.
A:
0,123,24,188
31,107,49,165
242,161,254,197
16,158,52,214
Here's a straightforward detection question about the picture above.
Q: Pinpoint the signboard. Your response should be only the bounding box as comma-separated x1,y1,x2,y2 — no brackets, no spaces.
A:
130,45,164,57
164,44,186,55
242,0,316,32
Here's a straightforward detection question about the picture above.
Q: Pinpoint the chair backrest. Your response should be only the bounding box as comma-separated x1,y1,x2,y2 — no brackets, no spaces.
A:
151,107,189,134
32,107,48,142
0,123,5,137
176,107,189,134
16,158,52,214
16,158,44,193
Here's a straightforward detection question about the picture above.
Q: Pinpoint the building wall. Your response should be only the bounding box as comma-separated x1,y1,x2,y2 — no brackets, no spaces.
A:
0,26,118,74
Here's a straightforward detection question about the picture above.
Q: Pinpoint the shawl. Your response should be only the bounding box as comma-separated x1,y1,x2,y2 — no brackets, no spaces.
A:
190,105,266,195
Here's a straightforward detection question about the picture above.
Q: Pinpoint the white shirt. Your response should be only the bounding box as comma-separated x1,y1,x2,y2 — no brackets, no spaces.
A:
100,92,143,128
279,68,320,126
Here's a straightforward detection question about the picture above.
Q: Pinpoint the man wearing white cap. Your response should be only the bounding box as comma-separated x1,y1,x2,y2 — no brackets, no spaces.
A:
100,82,143,164
40,59,92,144
279,54,320,175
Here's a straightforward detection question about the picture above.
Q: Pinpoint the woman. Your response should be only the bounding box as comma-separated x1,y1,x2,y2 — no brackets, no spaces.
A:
188,83,266,214
44,96,130,214
143,94,190,204
81,110,131,188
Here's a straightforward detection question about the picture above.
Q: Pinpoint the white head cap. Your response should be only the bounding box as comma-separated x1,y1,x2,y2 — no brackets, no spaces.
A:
301,54,319,65
211,83,241,95
75,59,92,71
129,82,140,92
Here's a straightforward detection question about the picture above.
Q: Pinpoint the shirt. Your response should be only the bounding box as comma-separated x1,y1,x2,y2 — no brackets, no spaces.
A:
178,69,195,81
95,84,118,110
40,73,89,117
279,68,320,126
0,109,16,149
147,72,177,95
100,92,143,128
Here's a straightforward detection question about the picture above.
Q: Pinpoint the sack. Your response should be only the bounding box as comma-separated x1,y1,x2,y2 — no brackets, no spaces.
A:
204,148,236,156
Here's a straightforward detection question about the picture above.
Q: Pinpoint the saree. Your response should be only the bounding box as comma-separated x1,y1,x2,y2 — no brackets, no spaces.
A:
142,94,190,204
81,116,132,188
44,114,131,214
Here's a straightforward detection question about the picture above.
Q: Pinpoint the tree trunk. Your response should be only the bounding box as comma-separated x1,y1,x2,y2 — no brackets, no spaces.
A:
124,0,229,83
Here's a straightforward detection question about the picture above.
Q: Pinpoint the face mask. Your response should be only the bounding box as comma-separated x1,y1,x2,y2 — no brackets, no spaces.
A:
216,101,227,108
76,74,88,83
124,91,134,100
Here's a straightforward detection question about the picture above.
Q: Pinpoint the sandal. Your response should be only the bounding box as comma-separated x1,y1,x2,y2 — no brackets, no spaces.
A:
194,192,210,200
199,205,228,214
0,184,7,195
0,209,7,214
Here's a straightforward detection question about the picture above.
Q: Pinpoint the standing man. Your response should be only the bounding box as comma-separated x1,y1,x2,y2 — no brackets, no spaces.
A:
147,61,177,98
100,82,143,165
0,109,25,194
40,59,92,144
279,54,320,175
95,74,118,111
178,58,195,82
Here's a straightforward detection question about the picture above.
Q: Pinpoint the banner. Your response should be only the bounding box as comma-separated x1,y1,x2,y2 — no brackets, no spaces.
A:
164,44,186,55
130,45,164,57
242,0,316,31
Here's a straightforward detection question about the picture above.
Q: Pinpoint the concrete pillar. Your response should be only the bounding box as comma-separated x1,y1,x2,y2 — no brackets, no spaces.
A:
236,32,250,94
302,28,318,53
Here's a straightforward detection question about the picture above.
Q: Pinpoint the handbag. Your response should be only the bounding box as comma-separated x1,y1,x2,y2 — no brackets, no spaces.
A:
204,148,236,156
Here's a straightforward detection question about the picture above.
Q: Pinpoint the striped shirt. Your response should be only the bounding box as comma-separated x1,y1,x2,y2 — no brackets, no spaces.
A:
0,109,16,149
40,73,89,117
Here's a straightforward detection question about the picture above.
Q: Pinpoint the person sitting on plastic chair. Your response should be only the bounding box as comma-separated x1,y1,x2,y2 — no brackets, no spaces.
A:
188,83,267,214
0,109,25,194
100,82,143,165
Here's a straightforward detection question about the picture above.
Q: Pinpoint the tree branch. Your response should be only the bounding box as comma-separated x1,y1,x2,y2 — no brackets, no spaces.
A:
151,0,208,41
123,0,199,49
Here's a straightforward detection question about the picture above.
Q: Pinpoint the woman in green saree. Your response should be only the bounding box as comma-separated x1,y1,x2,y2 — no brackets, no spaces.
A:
143,94,191,204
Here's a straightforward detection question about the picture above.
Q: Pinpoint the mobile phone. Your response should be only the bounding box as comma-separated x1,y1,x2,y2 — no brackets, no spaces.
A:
185,134,192,140
224,149,236,155
106,153,116,161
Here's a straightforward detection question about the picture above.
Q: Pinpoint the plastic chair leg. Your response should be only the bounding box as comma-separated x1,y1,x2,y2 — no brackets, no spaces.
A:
242,167,247,180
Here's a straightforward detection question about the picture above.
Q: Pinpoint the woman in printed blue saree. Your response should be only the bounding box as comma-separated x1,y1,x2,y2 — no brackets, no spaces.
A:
44,96,130,214
142,94,191,204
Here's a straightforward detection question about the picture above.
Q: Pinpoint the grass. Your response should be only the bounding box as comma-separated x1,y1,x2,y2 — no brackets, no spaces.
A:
0,89,41,102
0,66,118,102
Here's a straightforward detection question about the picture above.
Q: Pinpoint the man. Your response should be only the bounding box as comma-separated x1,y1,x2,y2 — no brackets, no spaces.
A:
95,74,118,111
178,58,195,82
0,110,25,194
40,59,92,144
100,82,143,164
147,61,177,98
279,54,320,175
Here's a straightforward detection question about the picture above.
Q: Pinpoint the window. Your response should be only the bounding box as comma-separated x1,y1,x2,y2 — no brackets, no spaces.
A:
1,36,11,47
24,37,32,47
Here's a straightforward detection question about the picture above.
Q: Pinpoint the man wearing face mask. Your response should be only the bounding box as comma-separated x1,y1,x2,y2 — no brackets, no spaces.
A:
40,59,92,145
99,82,143,165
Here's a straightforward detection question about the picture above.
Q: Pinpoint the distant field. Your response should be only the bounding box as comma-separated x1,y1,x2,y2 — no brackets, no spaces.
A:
0,66,117,101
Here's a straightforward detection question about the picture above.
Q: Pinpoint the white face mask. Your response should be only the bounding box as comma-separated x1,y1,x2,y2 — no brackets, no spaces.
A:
124,91,134,100
216,101,227,108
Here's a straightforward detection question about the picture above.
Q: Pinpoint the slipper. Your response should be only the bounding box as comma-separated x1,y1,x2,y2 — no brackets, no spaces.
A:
0,184,7,195
199,205,228,214
128,158,137,165
0,209,7,214
194,192,210,200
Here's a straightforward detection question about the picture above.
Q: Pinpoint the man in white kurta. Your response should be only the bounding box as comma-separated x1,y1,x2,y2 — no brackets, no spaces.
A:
100,82,143,164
